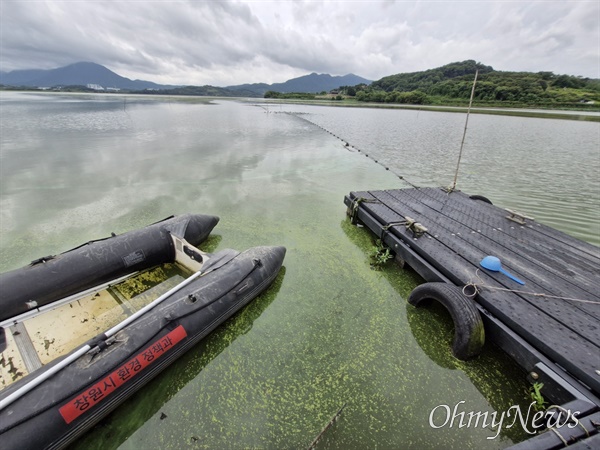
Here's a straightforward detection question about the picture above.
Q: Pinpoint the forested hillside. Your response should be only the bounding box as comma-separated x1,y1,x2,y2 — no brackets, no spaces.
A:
343,60,599,108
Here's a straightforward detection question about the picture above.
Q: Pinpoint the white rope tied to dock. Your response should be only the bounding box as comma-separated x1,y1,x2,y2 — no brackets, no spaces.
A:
545,405,590,437
463,269,600,305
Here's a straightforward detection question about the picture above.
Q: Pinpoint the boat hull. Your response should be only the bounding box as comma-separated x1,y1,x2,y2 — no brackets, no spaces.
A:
0,214,219,322
0,245,285,450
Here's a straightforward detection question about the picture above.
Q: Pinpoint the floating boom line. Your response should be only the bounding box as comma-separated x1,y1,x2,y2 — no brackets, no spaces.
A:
284,111,420,189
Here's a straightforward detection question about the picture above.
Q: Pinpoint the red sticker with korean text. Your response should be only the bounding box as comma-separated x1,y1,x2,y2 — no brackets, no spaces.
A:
59,325,187,424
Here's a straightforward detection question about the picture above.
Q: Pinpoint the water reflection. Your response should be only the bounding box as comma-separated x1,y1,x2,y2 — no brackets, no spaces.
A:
340,218,530,446
2,94,589,449
0,97,279,270
278,103,600,246
405,304,530,443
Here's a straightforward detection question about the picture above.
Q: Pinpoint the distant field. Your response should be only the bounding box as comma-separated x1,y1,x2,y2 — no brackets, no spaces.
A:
257,98,600,122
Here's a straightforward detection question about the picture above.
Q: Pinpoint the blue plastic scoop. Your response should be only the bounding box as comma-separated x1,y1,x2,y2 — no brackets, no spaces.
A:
480,256,525,285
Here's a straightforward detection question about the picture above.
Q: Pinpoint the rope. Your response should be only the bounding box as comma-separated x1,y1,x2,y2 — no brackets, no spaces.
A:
463,269,600,305
382,221,407,231
546,405,589,437
349,197,379,224
449,70,478,192
543,404,591,447
549,427,569,446
283,111,421,189
381,221,408,242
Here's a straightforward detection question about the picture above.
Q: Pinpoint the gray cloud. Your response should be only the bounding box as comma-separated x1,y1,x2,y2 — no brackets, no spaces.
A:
1,1,598,86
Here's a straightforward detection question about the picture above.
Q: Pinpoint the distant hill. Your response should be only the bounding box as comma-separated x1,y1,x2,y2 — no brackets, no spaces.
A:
2,60,597,107
227,73,372,96
350,60,600,107
371,60,494,92
0,62,371,97
0,62,171,90
227,82,271,96
144,85,249,97
0,68,49,85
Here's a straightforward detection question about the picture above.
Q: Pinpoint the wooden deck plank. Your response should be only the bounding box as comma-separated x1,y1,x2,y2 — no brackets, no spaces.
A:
420,188,600,267
398,188,599,277
357,190,600,345
348,189,600,396
394,188,600,323
385,188,600,319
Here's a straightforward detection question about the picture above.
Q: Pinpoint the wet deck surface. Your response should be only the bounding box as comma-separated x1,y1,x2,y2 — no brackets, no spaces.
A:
345,187,600,398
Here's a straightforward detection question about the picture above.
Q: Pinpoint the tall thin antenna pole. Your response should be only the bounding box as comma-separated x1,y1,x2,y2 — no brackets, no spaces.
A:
450,69,478,191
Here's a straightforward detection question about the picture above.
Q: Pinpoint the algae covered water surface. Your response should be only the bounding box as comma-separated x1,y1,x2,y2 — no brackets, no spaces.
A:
0,93,557,448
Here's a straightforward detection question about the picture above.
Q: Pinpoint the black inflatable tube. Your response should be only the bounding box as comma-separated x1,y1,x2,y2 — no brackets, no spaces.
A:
408,282,485,360
0,214,219,322
0,245,286,450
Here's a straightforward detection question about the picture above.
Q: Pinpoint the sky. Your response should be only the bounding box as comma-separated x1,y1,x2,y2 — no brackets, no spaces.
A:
1,1,598,86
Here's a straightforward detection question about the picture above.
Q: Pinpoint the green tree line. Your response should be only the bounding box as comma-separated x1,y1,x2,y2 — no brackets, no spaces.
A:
264,91,316,100
339,60,600,108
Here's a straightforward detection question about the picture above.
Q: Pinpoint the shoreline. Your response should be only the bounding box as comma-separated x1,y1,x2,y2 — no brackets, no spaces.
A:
3,89,599,122
252,98,600,122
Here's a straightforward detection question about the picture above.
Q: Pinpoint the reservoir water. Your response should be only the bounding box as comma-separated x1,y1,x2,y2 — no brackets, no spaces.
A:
0,92,598,449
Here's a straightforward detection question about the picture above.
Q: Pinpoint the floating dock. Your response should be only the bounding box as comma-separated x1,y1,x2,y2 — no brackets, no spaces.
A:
344,187,600,449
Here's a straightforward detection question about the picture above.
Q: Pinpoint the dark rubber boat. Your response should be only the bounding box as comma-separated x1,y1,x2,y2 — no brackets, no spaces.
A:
0,217,286,450
0,214,219,323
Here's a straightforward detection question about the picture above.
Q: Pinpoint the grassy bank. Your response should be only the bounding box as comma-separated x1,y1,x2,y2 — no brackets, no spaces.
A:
256,97,600,122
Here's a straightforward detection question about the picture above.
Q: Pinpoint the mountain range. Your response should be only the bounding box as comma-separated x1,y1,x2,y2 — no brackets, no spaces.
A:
0,62,371,96
0,62,169,90
227,73,371,95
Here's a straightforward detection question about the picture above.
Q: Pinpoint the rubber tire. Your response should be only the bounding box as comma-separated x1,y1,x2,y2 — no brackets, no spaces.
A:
408,282,485,360
469,194,493,205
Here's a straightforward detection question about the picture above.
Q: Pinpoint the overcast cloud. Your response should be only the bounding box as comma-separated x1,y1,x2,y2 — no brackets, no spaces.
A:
1,1,598,86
